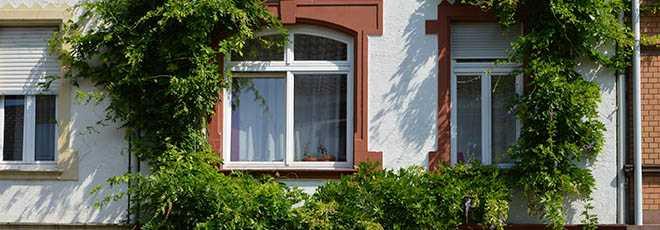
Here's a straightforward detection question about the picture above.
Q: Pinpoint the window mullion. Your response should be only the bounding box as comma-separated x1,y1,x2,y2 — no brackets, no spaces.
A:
450,61,458,165
285,33,294,65
23,95,36,162
223,90,231,163
285,71,294,166
482,73,492,165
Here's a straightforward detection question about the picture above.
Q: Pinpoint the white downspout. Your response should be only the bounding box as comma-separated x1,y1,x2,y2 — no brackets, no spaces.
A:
633,0,644,225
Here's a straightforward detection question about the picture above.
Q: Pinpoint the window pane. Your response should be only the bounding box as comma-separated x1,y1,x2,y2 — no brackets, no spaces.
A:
35,95,56,161
294,34,347,61
232,35,285,61
457,76,481,163
230,78,285,162
3,96,24,161
491,75,517,164
294,74,347,162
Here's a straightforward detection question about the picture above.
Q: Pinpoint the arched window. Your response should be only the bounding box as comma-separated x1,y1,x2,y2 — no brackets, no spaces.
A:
224,25,354,169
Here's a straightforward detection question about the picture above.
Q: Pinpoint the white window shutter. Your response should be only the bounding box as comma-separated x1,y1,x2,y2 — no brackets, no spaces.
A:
451,23,520,59
0,27,60,95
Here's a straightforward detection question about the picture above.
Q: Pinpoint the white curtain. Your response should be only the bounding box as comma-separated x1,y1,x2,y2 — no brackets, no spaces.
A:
230,78,286,162
457,75,482,163
491,75,517,164
293,74,347,162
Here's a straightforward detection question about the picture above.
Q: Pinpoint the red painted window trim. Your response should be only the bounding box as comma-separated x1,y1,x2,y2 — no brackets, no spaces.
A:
425,2,498,170
208,0,384,178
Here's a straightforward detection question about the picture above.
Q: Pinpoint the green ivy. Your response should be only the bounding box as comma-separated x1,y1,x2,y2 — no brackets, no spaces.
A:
51,0,291,229
642,2,660,15
52,0,633,229
50,0,284,163
642,34,660,47
458,0,632,228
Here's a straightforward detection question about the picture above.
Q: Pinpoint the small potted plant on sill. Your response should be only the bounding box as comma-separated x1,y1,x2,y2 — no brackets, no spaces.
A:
317,144,336,161
301,144,336,161
302,144,319,161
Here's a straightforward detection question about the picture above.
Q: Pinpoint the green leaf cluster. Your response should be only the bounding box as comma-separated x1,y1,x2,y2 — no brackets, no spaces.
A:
294,162,510,230
50,0,284,162
458,0,633,228
102,150,306,230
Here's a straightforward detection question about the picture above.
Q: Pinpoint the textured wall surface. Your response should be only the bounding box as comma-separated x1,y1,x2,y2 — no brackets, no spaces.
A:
0,81,128,224
0,0,621,225
368,0,438,171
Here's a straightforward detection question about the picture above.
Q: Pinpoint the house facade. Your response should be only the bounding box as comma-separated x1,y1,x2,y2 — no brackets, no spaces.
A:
0,0,635,228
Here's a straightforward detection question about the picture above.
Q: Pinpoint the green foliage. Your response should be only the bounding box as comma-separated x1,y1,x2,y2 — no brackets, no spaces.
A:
50,0,284,162
642,34,660,47
457,0,632,228
53,0,633,229
51,0,292,229
294,163,510,230
99,150,306,230
642,2,660,15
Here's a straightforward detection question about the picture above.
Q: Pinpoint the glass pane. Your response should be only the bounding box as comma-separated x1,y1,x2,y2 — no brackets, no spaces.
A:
232,35,285,61
35,95,56,161
457,76,481,163
491,75,517,164
230,78,285,162
294,34,347,61
3,96,24,161
294,74,347,162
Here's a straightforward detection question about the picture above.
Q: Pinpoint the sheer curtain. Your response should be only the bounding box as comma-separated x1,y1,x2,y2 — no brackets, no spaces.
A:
457,75,482,163
230,78,286,162
491,75,517,164
293,74,347,162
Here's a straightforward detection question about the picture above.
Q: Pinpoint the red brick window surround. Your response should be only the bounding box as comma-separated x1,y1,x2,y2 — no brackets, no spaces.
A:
425,2,522,170
207,0,383,179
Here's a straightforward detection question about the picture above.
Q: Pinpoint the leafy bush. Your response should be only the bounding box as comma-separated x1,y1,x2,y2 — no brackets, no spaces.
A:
294,162,510,230
99,161,510,229
106,150,305,230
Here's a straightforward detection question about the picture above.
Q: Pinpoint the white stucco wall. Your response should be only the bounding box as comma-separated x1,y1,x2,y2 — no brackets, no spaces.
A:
0,81,128,224
368,0,439,169
0,0,621,226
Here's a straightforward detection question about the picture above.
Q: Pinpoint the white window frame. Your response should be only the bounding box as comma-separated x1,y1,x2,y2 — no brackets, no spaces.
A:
223,25,354,170
0,95,58,170
450,61,522,167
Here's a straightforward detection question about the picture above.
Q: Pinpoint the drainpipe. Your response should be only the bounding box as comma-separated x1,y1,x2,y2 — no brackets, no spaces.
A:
633,0,643,225
617,70,626,224
616,10,627,224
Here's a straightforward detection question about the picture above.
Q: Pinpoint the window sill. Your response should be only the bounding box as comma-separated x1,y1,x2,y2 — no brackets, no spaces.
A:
219,167,357,179
0,162,68,180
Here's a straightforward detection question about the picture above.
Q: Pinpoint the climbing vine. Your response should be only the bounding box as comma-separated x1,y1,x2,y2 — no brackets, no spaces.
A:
51,0,294,228
458,0,633,228
52,0,633,229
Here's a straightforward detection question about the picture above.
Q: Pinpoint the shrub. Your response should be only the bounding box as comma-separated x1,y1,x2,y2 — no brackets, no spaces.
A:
106,150,306,230
294,162,510,230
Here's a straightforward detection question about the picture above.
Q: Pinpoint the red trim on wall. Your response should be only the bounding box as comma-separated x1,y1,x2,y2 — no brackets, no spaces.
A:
208,0,384,174
425,2,496,170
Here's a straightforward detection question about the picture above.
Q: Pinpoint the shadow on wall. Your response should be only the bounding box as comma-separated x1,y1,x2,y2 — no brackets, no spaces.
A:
370,0,438,167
